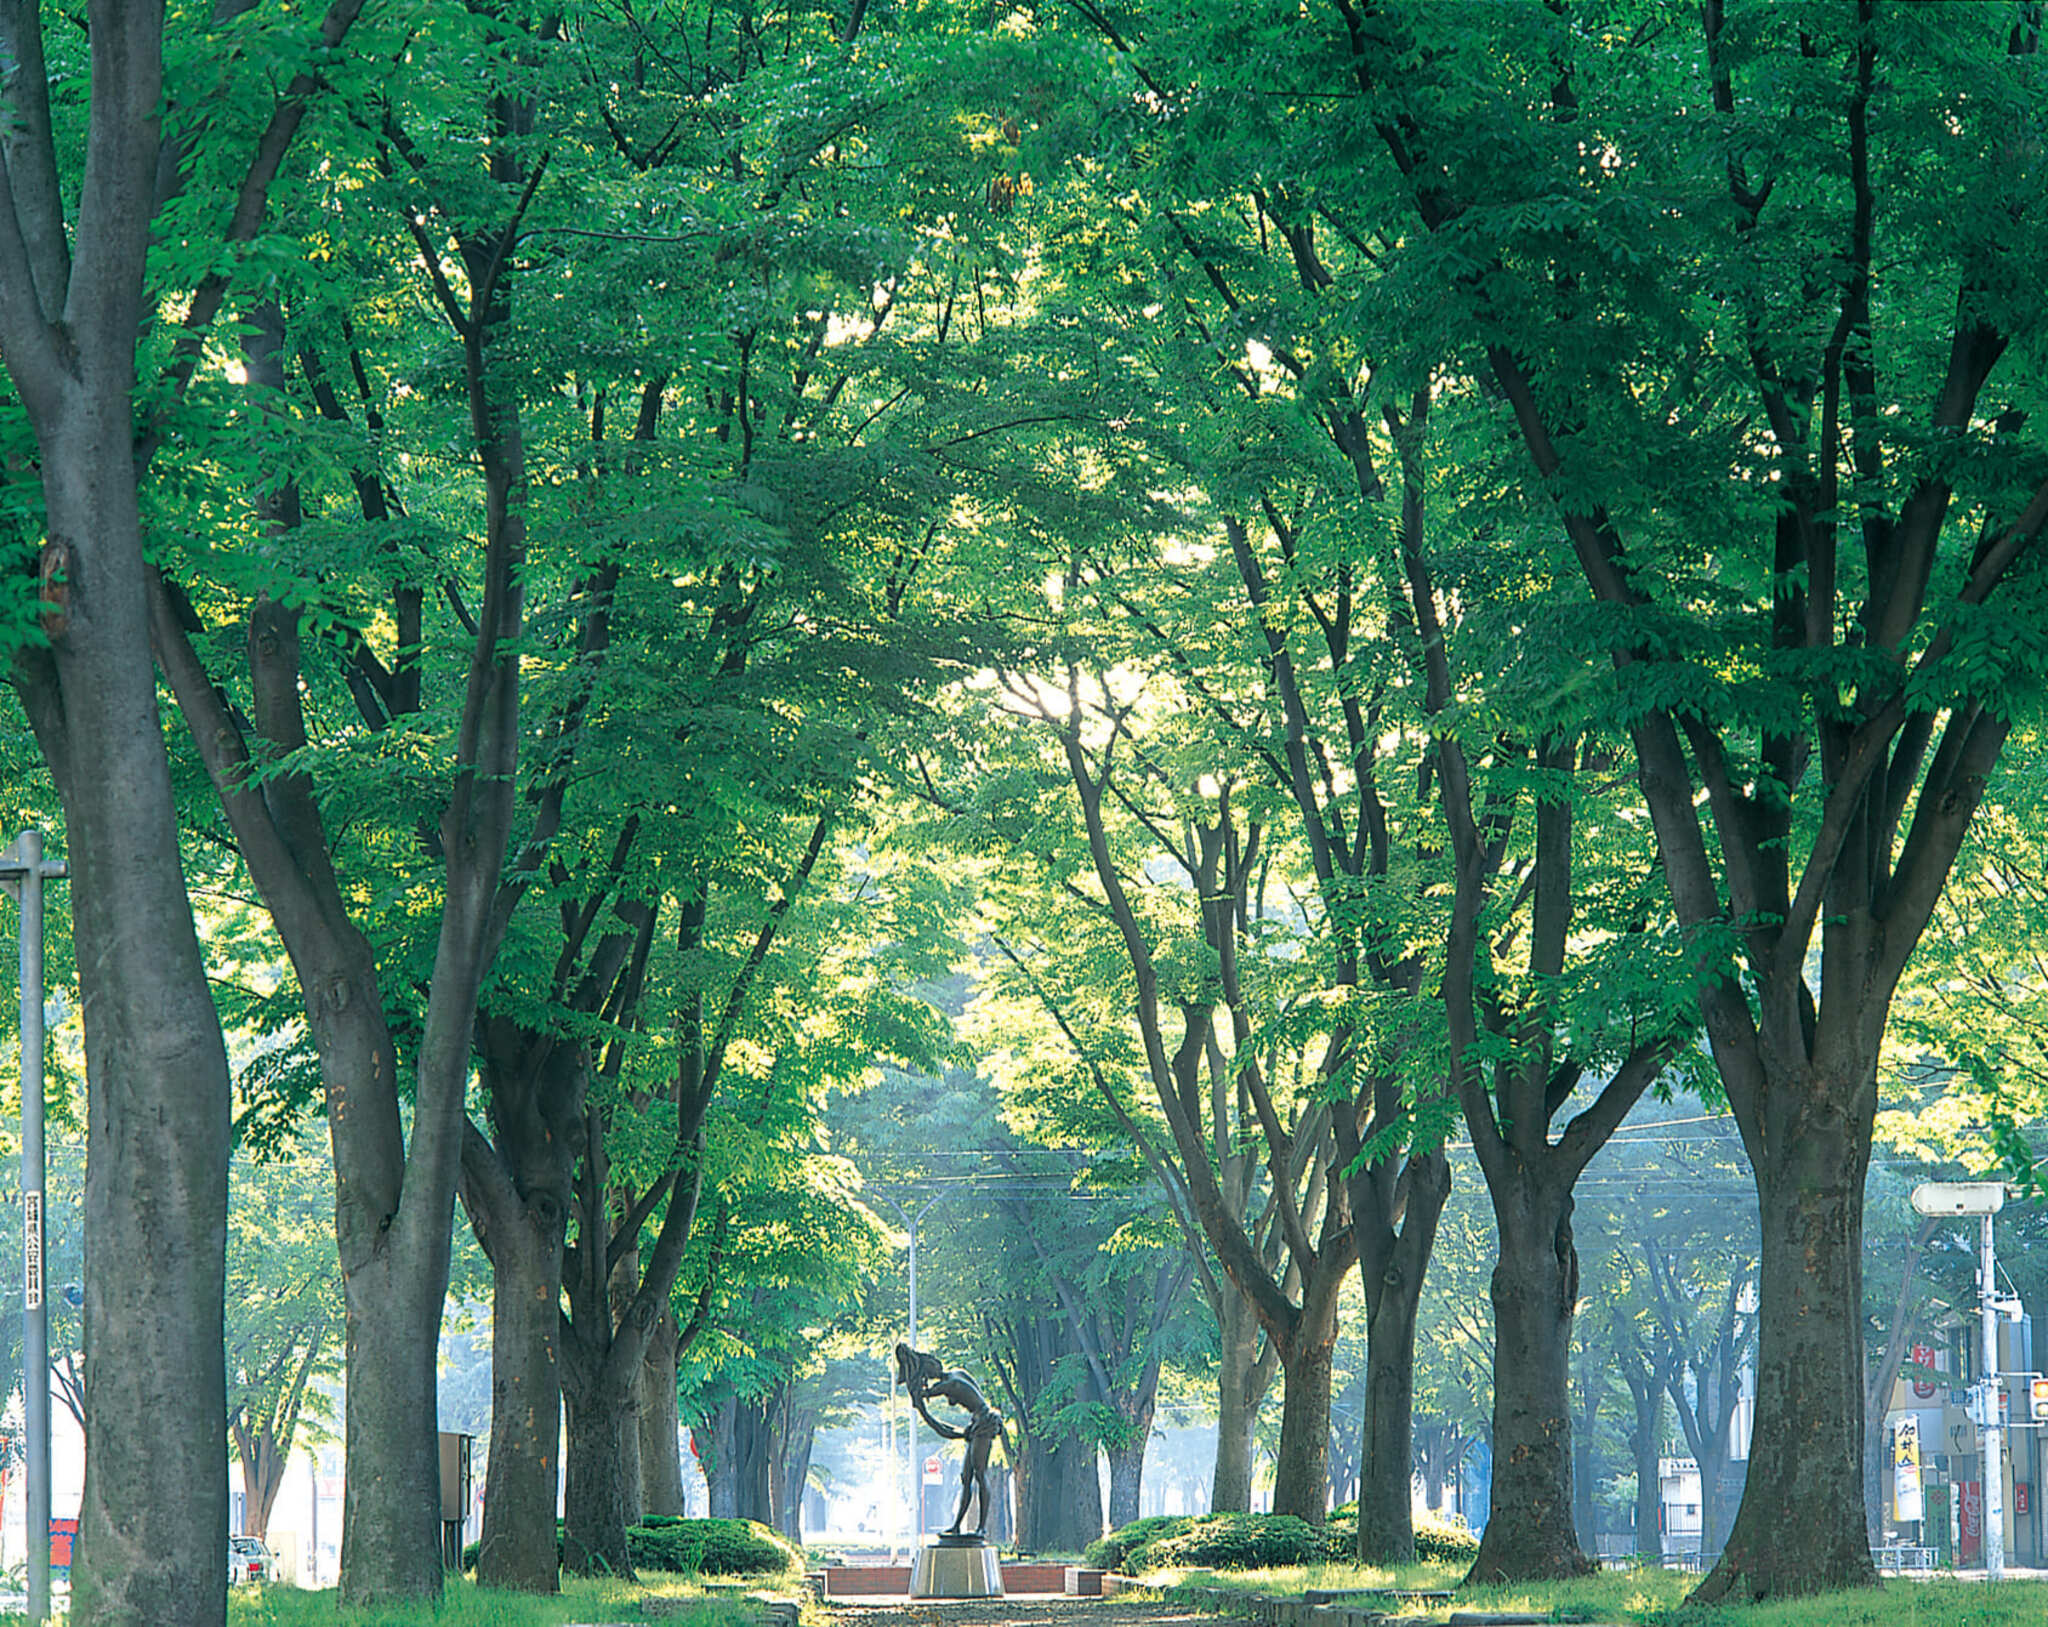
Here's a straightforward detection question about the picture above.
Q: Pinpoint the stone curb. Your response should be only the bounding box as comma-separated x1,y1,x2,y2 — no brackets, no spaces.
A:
751,1591,805,1627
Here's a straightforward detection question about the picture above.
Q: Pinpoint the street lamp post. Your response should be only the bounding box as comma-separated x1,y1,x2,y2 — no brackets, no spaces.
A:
881,1193,944,1555
0,831,66,1625
1912,1181,2010,1581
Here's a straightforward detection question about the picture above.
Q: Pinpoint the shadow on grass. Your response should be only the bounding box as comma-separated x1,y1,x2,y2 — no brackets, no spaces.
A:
219,1571,788,1627
1160,1561,2048,1627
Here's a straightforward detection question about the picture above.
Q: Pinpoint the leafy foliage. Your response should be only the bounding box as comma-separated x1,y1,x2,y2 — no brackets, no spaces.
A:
1125,1513,1331,1573
619,1517,804,1578
1326,1504,1479,1566
462,1517,802,1578
1084,1515,1196,1573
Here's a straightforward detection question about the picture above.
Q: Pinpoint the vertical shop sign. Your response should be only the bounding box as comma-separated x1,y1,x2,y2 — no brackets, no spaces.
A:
1961,1480,1984,1564
1893,1415,1924,1523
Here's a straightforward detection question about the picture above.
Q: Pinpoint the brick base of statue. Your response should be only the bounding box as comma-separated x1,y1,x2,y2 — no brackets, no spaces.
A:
909,1533,1004,1598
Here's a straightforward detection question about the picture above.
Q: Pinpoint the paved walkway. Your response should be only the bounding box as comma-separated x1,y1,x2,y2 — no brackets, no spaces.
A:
825,1597,1210,1627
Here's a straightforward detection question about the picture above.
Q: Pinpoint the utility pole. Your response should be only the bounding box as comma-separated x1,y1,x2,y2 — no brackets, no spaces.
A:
881,1193,945,1553
1913,1181,2011,1581
0,830,66,1625
1979,1205,2005,1582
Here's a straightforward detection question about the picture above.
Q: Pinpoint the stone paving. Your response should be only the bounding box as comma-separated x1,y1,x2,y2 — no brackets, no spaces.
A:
824,1596,1214,1627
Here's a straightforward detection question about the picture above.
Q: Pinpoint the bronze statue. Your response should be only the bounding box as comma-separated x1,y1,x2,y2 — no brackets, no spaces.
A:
896,1342,1003,1539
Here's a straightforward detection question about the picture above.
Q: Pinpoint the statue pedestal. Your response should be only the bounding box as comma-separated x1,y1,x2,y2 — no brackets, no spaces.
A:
910,1535,1003,1598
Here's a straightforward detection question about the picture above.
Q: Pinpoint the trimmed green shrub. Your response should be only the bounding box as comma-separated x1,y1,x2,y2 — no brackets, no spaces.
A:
1087,1506,1477,1575
1321,1506,1355,1560
628,1517,804,1575
1316,1504,1476,1564
1412,1508,1478,1563
1085,1515,1194,1572
1129,1512,1328,1572
460,1517,803,1577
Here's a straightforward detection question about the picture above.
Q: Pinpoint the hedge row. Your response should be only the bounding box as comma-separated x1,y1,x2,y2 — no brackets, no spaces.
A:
1085,1508,1479,1573
462,1517,803,1576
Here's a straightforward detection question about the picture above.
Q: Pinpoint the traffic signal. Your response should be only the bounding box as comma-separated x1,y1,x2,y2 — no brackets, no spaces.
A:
2031,1376,2048,1422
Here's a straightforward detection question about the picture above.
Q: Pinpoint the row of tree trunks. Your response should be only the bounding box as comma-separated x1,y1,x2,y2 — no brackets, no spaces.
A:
694,1391,774,1524
1346,3,2047,1602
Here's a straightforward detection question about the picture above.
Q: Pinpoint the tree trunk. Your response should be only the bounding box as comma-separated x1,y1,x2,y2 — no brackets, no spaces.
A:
1008,1433,1038,1549
1015,1429,1098,1551
1351,1143,1449,1562
1467,1193,1592,1583
467,1176,564,1593
1356,1279,1425,1560
1064,1437,1104,1550
703,1401,739,1519
639,1311,686,1518
1624,1367,1664,1562
618,1397,644,1530
1690,1095,1876,1602
1270,1262,1346,1525
26,418,236,1625
563,1368,638,1577
607,1234,644,1528
1272,1334,1335,1525
339,1263,446,1602
1211,1291,1267,1512
1694,1390,1739,1560
1572,1359,1599,1556
771,1382,819,1543
1106,1438,1147,1530
1419,1436,1446,1512
237,1432,288,1543
733,1395,773,1525
1026,1436,1101,1551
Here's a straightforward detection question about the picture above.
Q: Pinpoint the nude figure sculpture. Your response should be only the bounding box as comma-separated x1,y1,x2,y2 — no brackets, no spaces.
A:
896,1341,1003,1539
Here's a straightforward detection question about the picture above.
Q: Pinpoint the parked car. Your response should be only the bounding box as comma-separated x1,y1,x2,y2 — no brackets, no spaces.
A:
228,1535,275,1586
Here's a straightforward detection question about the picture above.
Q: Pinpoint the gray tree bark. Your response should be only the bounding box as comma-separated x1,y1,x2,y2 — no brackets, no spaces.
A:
1209,1287,1274,1512
0,2,272,1617
639,1311,687,1517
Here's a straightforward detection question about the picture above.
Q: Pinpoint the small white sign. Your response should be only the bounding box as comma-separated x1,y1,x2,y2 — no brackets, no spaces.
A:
923,1455,943,1484
24,1191,42,1311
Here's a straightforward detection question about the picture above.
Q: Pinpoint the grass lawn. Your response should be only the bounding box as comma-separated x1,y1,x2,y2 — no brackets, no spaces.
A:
214,1570,786,1627
0,1570,802,1626
1161,1561,2048,1626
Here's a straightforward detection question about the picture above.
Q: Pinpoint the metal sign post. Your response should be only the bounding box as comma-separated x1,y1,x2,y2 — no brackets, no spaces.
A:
0,830,66,1625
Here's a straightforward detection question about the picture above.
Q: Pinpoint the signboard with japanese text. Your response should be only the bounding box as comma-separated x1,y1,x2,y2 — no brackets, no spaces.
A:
1893,1415,1924,1523
24,1191,41,1311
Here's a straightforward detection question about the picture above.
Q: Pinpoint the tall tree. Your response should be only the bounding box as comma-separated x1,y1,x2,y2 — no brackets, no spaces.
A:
226,1133,342,1544
0,0,367,1614
1331,0,2048,1598
1019,1195,1194,1528
954,42,1475,1543
1643,1244,1758,1560
981,956,1284,1515
437,0,1007,1577
149,34,538,1589
964,672,1359,1524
